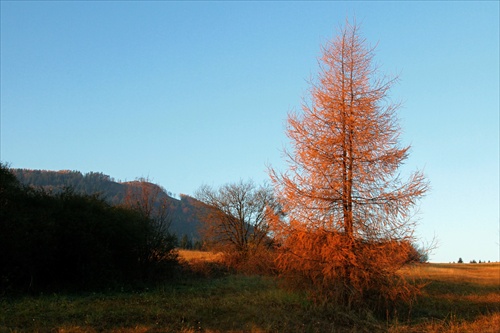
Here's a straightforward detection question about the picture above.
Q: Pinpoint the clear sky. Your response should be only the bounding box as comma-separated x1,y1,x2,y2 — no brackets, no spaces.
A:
1,1,498,263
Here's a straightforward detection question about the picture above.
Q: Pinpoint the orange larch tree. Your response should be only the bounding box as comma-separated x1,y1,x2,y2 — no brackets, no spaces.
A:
270,20,428,310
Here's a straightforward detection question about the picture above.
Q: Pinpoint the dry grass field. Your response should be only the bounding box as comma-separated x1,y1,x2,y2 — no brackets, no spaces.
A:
178,250,223,263
1,252,499,332
392,263,500,332
403,262,500,284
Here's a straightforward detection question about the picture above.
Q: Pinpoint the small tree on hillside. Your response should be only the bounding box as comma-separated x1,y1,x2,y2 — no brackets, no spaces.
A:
124,178,172,231
123,178,177,277
269,20,428,310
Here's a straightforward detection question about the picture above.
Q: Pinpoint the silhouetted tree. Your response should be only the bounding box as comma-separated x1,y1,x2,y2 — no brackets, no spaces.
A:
195,180,279,270
180,234,193,249
193,240,203,251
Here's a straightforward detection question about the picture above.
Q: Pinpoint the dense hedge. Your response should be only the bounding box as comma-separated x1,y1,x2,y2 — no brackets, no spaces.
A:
0,164,178,294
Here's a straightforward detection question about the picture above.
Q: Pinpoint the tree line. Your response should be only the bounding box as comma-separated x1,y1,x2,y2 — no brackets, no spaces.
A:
11,168,204,242
0,164,177,294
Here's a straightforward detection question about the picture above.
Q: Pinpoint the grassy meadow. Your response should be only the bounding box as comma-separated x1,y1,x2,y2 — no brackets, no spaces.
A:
1,251,499,333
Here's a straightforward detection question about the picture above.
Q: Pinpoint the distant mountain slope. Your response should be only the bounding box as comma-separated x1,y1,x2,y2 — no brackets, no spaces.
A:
11,168,203,241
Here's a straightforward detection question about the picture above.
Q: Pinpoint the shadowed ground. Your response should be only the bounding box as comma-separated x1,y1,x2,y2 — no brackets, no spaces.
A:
1,252,498,332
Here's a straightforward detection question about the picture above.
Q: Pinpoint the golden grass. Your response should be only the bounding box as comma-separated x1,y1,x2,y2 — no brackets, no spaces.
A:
177,249,223,263
391,263,500,333
402,263,500,285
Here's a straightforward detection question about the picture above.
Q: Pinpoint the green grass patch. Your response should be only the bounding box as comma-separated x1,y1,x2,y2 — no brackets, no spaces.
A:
1,264,499,332
0,275,378,332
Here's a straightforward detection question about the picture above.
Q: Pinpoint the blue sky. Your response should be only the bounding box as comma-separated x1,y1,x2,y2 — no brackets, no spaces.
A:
1,1,498,263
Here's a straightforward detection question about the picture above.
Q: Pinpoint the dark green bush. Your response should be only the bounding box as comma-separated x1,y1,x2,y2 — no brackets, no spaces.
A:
0,163,178,294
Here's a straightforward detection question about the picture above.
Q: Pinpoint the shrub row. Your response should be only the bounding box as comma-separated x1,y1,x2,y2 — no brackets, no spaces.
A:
0,164,177,294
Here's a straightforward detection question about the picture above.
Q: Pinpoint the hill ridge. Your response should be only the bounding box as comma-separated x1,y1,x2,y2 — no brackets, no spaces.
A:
10,168,202,241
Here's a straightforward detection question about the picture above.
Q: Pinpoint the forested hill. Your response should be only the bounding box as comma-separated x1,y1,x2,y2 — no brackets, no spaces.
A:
11,168,202,241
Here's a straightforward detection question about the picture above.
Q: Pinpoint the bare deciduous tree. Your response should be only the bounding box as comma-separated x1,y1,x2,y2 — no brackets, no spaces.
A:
195,180,277,256
269,20,429,309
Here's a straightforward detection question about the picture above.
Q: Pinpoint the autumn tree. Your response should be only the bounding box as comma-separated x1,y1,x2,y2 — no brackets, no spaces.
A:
124,178,172,229
195,180,279,271
123,178,178,277
269,20,428,310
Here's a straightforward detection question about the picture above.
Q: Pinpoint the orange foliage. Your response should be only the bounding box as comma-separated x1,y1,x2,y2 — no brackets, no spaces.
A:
272,220,420,309
270,20,428,310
